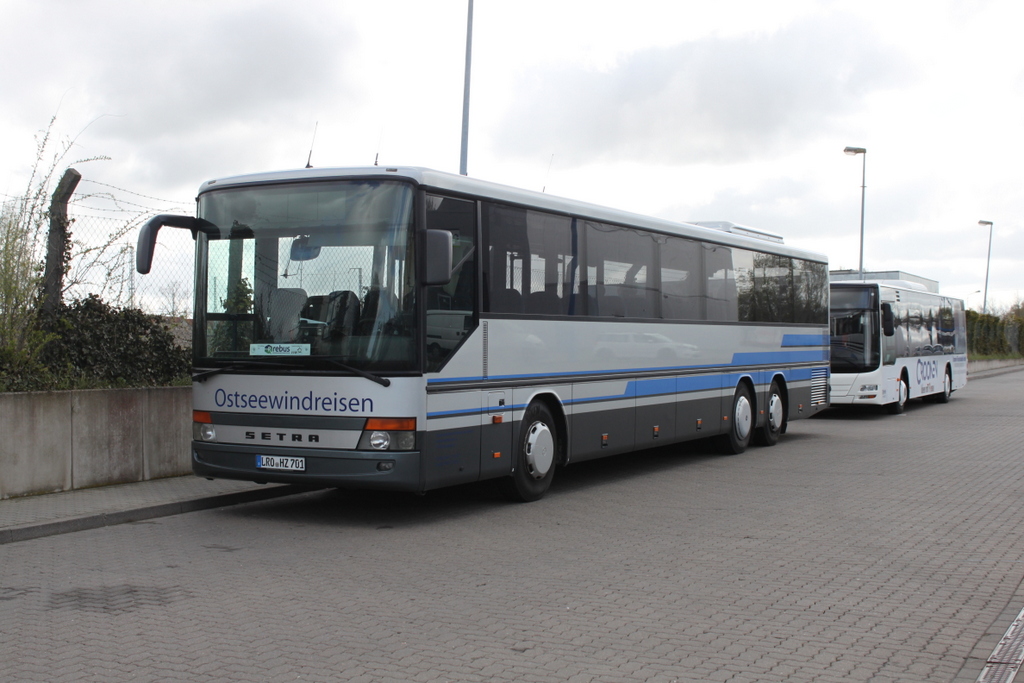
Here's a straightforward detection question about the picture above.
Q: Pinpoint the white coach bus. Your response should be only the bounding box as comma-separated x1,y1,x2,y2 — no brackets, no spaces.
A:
137,167,830,501
829,280,967,413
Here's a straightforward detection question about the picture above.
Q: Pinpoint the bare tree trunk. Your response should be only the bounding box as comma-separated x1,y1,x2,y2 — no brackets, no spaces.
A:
41,167,81,313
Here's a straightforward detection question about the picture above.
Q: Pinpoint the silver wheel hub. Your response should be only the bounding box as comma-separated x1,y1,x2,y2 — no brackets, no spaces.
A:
944,372,951,397
524,421,554,479
767,393,783,431
898,379,908,404
734,395,752,440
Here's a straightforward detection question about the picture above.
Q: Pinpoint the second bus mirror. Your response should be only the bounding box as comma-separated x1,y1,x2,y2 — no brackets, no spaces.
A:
424,229,453,285
881,302,895,337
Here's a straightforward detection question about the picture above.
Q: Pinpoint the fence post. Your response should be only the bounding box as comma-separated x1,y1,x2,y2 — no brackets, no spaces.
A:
41,167,82,313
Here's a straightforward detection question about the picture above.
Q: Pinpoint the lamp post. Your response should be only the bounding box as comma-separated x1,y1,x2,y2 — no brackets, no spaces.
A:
980,220,993,314
844,146,867,278
459,0,473,176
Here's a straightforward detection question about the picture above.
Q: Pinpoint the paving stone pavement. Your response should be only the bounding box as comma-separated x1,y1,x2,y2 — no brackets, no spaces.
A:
0,475,307,544
1,368,1023,682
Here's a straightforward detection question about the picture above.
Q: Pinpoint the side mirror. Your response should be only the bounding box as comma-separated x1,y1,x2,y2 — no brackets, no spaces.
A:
290,236,321,261
881,302,895,337
424,229,453,285
136,214,213,274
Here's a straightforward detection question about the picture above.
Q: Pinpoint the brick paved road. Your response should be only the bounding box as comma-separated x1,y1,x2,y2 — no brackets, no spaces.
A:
2,372,1023,682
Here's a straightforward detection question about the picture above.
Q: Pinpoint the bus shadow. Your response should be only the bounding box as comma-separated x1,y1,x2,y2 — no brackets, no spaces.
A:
549,441,722,496
814,403,928,420
219,440,734,529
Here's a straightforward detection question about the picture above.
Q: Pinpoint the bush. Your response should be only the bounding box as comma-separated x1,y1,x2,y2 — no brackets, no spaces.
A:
0,295,191,392
965,309,1024,358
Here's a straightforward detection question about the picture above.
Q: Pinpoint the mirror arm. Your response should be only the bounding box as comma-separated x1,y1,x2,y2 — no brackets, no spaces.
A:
136,214,214,274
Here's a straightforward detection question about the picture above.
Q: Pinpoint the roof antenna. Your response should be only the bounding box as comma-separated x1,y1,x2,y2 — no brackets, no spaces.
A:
374,125,384,166
305,121,318,168
542,153,554,193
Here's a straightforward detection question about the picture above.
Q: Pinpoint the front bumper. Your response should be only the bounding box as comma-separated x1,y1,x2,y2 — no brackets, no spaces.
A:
192,441,423,491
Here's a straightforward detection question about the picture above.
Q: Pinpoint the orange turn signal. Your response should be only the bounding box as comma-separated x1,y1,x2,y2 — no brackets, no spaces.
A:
365,417,416,431
193,411,212,424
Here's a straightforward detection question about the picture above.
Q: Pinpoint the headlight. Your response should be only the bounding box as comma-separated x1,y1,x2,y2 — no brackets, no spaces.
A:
859,384,879,392
192,422,216,441
369,431,391,450
358,418,416,451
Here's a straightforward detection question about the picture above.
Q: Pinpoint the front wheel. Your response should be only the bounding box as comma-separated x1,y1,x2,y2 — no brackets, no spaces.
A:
886,375,909,414
498,401,559,502
714,383,754,454
754,381,785,447
931,367,952,404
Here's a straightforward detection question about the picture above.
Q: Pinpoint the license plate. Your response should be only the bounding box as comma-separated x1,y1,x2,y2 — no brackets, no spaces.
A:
255,455,305,471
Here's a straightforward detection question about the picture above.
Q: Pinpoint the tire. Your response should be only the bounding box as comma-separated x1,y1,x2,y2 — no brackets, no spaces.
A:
714,383,754,455
498,401,558,502
754,381,785,447
931,367,952,404
886,374,909,414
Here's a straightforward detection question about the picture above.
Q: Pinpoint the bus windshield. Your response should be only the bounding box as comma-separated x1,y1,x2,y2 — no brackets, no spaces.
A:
830,286,879,373
194,179,417,372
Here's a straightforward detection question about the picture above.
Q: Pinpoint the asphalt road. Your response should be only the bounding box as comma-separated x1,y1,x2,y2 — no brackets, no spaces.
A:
2,372,1023,682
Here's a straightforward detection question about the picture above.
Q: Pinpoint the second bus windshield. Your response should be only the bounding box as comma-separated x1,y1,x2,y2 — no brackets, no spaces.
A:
830,286,880,373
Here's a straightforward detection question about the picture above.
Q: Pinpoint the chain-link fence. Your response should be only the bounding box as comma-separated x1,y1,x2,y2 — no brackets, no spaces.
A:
66,179,195,318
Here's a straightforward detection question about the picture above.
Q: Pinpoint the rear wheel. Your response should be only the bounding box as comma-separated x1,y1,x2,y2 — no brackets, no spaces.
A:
498,401,558,502
715,383,754,455
754,381,785,447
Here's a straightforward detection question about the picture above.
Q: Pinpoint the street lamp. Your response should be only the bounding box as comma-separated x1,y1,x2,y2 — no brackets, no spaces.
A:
844,146,867,278
980,220,993,314
459,0,473,176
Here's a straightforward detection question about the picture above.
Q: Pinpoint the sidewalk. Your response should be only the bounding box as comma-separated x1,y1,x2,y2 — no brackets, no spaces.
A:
0,475,310,545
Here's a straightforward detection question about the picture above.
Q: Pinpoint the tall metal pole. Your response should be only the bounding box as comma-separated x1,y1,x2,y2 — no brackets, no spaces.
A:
857,153,866,278
980,220,993,314
843,147,867,278
459,0,473,176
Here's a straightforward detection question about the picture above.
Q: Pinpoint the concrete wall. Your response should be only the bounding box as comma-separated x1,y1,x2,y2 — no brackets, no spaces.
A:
968,358,1024,375
0,387,191,500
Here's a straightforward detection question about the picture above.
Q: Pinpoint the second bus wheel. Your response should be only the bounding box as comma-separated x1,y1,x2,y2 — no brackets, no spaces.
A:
715,383,754,455
498,401,558,502
887,374,909,414
754,381,785,447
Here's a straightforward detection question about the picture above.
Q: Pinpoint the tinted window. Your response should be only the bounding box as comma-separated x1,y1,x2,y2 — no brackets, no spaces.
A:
425,195,476,370
660,236,704,320
484,203,577,315
586,221,658,318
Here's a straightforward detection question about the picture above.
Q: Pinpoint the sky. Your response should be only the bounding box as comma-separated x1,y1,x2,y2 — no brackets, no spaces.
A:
2,0,1022,311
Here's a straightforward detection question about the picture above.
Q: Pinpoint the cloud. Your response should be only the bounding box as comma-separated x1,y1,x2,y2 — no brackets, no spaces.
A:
0,1,358,193
493,13,913,165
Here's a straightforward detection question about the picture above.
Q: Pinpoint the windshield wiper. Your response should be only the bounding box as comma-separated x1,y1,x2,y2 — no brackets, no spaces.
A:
192,358,392,387
323,359,391,387
192,360,297,382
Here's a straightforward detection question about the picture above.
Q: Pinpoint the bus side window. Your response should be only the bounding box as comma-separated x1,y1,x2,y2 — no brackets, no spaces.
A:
425,195,477,371
484,203,575,316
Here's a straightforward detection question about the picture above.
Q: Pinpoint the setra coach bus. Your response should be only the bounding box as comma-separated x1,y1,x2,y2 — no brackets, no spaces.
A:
137,166,830,501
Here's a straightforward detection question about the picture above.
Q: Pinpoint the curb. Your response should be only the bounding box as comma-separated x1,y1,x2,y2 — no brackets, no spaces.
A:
968,364,1024,380
0,484,314,545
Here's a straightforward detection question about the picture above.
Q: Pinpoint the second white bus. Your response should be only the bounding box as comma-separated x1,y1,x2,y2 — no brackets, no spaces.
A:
829,280,967,412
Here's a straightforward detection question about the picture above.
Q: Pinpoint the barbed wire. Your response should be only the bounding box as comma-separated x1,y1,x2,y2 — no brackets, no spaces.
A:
77,178,190,206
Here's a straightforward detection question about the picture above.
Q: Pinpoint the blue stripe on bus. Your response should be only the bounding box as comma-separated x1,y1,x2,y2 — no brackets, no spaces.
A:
425,363,827,419
781,333,830,347
730,350,828,365
429,355,825,386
